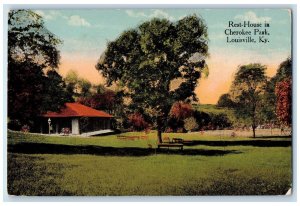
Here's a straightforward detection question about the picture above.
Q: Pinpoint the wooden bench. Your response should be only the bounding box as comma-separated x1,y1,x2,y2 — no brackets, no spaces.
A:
157,143,183,150
172,138,183,143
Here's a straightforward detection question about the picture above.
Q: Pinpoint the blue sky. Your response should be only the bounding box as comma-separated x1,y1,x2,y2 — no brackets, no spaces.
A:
34,8,292,103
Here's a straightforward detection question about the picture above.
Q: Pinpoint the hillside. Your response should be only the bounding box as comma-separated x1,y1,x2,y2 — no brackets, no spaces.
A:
193,104,236,123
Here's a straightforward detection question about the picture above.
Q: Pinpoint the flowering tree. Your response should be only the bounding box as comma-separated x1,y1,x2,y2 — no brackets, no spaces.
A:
169,101,193,120
275,78,292,126
127,113,149,131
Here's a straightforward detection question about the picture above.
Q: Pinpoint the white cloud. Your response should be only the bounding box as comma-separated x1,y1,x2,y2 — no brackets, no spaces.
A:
67,15,91,27
35,10,93,28
125,9,175,21
35,10,61,20
149,9,175,21
234,11,271,23
178,15,187,20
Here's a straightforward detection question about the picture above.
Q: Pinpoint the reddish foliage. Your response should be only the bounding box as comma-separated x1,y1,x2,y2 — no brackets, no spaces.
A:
127,112,149,131
275,78,292,125
77,90,116,111
165,127,174,133
21,124,30,133
169,101,193,120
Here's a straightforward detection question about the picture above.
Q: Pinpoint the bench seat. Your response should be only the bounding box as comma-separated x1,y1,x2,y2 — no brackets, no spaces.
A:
157,143,183,150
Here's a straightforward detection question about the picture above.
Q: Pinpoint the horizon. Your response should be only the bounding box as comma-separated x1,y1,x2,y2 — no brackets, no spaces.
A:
34,8,291,104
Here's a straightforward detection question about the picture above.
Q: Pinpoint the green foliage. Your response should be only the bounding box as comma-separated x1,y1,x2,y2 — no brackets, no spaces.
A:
96,15,209,141
8,59,46,128
78,79,92,97
8,10,62,68
64,70,92,99
230,64,268,137
41,70,74,112
8,10,68,130
273,57,292,83
217,93,236,108
211,113,232,129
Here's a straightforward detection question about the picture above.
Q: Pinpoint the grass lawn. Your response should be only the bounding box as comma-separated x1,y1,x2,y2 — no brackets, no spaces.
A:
7,130,292,196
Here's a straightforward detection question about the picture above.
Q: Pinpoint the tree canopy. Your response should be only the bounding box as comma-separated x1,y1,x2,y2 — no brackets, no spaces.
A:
8,10,68,130
8,10,61,68
217,93,236,108
230,63,268,138
64,70,95,99
96,15,209,142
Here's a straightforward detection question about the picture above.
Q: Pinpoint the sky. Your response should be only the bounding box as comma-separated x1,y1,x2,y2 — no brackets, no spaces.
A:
34,8,291,104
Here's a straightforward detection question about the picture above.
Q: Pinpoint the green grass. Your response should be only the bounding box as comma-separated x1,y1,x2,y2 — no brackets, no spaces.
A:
193,104,232,114
7,130,292,196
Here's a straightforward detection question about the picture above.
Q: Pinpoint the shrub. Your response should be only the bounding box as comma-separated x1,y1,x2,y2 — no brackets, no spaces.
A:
184,117,199,132
21,124,30,133
211,113,232,129
170,101,193,120
165,127,174,133
127,112,149,131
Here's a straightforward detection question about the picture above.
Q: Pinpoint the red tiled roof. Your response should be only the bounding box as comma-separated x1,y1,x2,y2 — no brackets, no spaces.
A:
43,103,113,118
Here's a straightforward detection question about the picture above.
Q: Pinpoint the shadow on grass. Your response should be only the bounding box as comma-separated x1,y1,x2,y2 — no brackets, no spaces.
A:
184,139,291,147
247,135,291,139
8,143,241,157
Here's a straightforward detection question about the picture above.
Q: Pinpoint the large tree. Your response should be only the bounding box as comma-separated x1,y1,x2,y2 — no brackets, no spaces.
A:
230,64,268,138
96,15,209,142
8,10,67,129
41,70,74,112
8,10,61,68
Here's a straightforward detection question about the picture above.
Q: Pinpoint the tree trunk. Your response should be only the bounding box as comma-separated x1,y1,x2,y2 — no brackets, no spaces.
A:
251,102,256,138
252,125,256,138
157,117,163,143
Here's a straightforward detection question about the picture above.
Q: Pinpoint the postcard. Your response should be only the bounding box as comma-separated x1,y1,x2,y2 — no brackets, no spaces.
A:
6,7,292,196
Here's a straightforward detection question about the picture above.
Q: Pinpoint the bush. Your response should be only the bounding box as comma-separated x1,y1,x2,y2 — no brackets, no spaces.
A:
211,113,232,129
21,125,30,133
167,117,184,132
184,117,198,132
217,93,236,108
165,127,174,133
169,101,193,120
127,112,149,131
